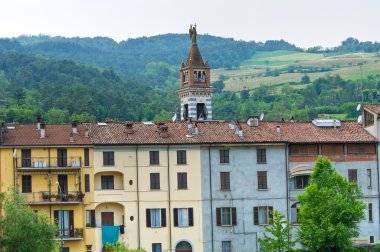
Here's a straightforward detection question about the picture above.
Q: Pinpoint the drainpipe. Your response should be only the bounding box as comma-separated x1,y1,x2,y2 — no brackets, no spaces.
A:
167,145,172,252
376,144,380,241
135,145,141,248
285,144,290,250
208,145,214,252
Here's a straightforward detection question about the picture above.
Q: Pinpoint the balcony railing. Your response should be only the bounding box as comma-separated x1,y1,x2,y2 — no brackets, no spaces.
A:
22,191,84,204
56,227,83,240
16,157,82,170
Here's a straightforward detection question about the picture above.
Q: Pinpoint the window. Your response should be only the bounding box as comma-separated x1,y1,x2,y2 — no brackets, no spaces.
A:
86,210,96,227
290,203,300,224
146,209,166,228
86,245,92,252
367,169,372,188
85,174,90,192
290,175,310,189
348,169,357,183
321,144,344,155
174,208,194,227
103,152,114,166
21,149,31,167
57,148,67,167
150,173,160,190
347,144,375,154
220,150,229,164
257,171,267,190
177,172,187,189
222,241,232,252
62,248,69,252
254,206,273,225
216,207,237,226
22,175,32,193
257,148,267,163
101,176,114,189
369,203,373,222
152,243,162,252
84,148,90,166
54,210,74,238
150,151,159,165
177,150,187,164
364,110,375,127
289,144,318,156
220,172,230,191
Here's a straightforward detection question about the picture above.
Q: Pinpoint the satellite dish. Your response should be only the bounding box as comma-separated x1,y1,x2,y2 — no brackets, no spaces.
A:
356,104,361,111
259,113,265,121
357,115,363,124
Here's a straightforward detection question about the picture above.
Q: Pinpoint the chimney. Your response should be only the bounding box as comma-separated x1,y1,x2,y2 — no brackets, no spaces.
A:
247,117,259,127
125,123,133,134
235,124,241,135
69,132,74,143
40,123,46,138
187,118,193,131
72,121,78,134
84,128,89,137
276,125,281,135
193,123,199,135
36,116,42,130
159,125,169,138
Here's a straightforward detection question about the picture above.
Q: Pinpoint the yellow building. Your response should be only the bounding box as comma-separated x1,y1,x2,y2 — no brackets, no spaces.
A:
0,122,94,252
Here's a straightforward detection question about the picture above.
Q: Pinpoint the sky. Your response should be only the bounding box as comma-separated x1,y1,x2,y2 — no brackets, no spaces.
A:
0,0,379,48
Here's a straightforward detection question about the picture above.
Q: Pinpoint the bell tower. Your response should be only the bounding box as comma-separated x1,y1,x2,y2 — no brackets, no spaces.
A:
176,24,214,121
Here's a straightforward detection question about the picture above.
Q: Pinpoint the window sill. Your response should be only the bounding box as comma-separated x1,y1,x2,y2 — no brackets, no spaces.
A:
258,189,268,191
221,225,232,227
177,188,188,190
150,189,161,191
175,225,190,228
221,189,231,192
176,163,188,166
102,165,115,167
149,164,160,166
257,162,267,164
219,163,230,165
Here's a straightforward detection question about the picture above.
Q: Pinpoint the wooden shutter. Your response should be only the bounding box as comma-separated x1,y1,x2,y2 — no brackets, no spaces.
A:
85,174,90,192
90,210,96,227
146,209,151,227
369,203,373,222
348,169,357,182
84,148,89,166
269,206,274,224
253,207,258,225
189,208,194,226
54,210,59,236
174,208,178,227
161,208,166,227
69,210,74,237
216,208,221,226
232,207,237,226
150,173,154,189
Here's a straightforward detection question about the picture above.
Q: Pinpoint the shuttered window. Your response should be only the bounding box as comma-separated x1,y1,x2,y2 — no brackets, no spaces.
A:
103,152,114,166
220,150,229,164
347,144,376,154
86,210,96,227
216,207,237,226
85,174,90,192
177,172,187,189
254,206,273,225
101,175,114,189
220,172,230,191
257,148,267,163
150,173,160,190
369,203,373,222
84,148,90,166
146,209,166,228
150,151,159,165
177,150,187,164
348,169,357,183
173,208,193,227
22,175,32,193
257,171,267,190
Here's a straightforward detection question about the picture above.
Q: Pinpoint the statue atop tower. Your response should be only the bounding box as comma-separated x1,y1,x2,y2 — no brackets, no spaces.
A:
176,25,214,121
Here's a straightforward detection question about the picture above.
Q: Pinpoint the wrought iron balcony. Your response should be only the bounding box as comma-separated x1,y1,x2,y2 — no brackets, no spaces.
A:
21,191,84,204
16,157,82,170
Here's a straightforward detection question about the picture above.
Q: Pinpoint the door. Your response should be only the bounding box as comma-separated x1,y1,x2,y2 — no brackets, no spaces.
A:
101,212,114,226
21,149,31,167
57,148,67,167
58,175,68,194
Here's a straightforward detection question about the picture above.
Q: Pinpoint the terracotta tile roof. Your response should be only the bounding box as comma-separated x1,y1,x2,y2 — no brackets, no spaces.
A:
0,124,92,146
83,120,377,145
364,104,380,115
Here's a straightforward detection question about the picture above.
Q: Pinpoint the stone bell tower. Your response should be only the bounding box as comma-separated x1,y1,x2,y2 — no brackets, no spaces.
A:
176,24,214,121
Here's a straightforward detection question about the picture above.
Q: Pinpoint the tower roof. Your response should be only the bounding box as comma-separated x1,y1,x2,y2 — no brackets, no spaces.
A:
185,43,206,68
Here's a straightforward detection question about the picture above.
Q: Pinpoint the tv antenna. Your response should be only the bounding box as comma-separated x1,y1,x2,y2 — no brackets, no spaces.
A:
356,103,361,111
259,113,265,121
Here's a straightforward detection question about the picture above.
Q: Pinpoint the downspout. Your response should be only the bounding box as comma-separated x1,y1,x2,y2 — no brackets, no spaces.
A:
285,144,290,249
208,145,214,252
135,145,141,248
376,144,380,241
167,145,172,252
13,148,16,187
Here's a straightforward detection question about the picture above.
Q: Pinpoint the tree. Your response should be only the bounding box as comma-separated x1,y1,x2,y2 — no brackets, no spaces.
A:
258,210,295,252
105,241,147,252
297,156,366,251
301,74,310,84
0,189,57,252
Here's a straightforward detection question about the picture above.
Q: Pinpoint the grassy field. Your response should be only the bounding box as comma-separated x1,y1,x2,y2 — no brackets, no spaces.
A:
211,51,380,91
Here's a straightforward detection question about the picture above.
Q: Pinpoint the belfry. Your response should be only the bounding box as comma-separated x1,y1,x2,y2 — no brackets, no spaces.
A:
176,24,214,121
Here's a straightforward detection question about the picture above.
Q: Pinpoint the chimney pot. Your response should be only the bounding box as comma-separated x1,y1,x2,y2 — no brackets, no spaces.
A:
72,121,78,134
159,125,169,138
40,123,46,138
125,123,133,134
276,126,281,134
69,133,74,143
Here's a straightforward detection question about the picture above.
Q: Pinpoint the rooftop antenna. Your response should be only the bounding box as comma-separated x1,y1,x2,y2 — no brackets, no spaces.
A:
259,113,265,121
356,103,361,111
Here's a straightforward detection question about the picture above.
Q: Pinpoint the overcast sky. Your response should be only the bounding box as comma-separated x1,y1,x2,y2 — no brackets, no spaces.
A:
1,0,379,48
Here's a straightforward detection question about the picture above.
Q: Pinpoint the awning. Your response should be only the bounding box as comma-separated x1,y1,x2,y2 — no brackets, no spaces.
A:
289,165,313,177
102,226,119,246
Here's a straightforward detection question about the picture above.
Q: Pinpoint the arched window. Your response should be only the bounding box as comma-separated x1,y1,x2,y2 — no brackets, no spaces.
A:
291,202,300,224
176,241,192,252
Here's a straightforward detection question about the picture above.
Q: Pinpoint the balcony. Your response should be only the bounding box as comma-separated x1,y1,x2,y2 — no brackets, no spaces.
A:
16,157,82,171
22,191,84,205
55,227,84,241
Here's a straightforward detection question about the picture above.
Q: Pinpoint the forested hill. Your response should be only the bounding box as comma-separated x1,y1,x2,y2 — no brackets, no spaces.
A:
0,34,299,76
